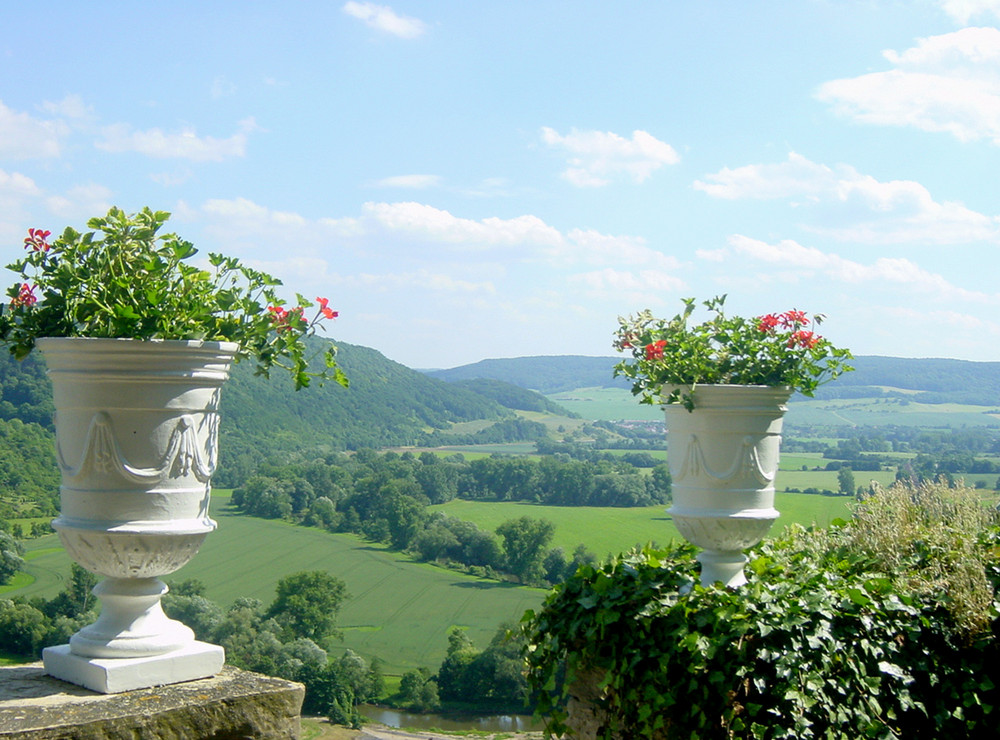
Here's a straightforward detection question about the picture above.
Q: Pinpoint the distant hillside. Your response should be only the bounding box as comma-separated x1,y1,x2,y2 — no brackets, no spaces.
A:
429,355,1000,406
0,340,566,497
449,378,577,416
811,356,1000,406
427,355,628,394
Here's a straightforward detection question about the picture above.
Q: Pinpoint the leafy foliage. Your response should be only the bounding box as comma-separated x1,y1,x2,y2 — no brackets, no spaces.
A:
613,296,854,408
0,207,345,390
523,481,1000,739
0,418,60,518
0,532,25,586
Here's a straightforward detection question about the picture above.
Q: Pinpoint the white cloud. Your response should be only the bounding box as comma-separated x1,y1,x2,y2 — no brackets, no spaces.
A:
0,169,42,198
817,27,1000,144
197,198,361,261
541,127,680,187
939,0,1000,23
565,229,683,271
150,169,195,187
695,152,1000,244
720,234,997,304
45,183,114,221
40,94,95,121
342,2,427,38
374,174,442,189
568,268,687,299
355,269,495,294
362,201,564,249
96,117,259,161
694,152,836,200
211,76,237,99
0,100,68,159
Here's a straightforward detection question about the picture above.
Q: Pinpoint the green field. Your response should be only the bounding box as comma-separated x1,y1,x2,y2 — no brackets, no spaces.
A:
0,485,935,675
2,494,545,675
547,386,1000,429
548,387,663,421
432,491,853,560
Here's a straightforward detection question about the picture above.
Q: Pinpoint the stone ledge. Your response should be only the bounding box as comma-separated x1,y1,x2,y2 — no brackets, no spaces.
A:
0,663,304,740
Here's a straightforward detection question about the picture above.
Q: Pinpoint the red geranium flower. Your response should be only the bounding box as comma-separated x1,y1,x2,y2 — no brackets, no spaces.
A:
10,283,37,308
316,296,338,320
23,229,51,252
788,330,819,349
757,313,780,333
645,339,667,360
779,309,808,329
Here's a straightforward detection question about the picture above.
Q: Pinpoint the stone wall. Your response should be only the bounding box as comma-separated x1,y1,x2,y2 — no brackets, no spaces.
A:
0,663,304,739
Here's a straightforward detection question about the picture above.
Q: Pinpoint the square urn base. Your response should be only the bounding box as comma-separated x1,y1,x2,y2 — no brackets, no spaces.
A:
42,642,225,694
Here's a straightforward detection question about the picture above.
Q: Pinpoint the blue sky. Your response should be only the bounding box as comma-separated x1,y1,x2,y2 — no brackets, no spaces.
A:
2,1,999,369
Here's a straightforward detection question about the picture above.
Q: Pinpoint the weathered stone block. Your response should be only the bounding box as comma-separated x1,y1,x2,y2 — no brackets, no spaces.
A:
0,663,303,739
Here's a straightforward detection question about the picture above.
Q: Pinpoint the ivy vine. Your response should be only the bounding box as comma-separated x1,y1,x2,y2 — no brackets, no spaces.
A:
522,482,1000,739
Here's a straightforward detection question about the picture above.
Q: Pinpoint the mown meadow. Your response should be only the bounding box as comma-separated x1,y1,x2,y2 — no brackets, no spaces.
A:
4,487,857,675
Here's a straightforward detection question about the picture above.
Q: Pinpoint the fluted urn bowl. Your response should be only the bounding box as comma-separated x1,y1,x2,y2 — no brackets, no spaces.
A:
40,337,236,662
664,384,792,587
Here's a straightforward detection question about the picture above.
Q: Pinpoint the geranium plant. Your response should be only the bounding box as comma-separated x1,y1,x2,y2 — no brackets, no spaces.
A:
613,295,852,409
0,206,347,390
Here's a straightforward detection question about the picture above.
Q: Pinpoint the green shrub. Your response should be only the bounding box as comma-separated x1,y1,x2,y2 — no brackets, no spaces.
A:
522,480,1000,739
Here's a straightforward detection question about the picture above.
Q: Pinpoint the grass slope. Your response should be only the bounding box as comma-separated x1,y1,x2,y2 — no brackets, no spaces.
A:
547,386,1000,429
2,494,543,675
431,492,853,562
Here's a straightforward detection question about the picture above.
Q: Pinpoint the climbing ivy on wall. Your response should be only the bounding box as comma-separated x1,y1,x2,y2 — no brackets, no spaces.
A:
522,481,1000,739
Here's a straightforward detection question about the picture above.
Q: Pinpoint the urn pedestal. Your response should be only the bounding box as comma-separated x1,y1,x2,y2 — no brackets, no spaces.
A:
665,385,791,587
38,338,236,693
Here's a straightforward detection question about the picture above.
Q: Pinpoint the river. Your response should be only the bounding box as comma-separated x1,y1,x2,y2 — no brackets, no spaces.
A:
359,705,542,733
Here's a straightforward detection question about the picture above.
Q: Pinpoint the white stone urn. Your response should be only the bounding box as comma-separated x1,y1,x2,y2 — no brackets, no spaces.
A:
38,337,237,693
665,384,792,588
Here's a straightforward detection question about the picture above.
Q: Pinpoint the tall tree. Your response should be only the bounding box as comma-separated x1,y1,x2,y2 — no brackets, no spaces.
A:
496,516,555,584
266,570,348,641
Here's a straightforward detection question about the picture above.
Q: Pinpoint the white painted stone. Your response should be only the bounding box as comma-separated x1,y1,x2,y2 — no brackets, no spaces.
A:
664,384,792,587
37,338,237,692
43,642,226,694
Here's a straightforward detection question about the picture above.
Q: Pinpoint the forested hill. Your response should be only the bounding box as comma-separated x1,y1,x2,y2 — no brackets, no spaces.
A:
427,355,1000,406
0,340,564,500
427,356,630,394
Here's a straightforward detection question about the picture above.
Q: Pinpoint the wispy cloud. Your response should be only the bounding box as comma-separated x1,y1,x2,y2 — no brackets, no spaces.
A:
96,117,259,161
817,27,1000,144
939,0,1000,23
355,269,495,294
705,234,998,305
0,100,69,159
362,201,564,249
210,76,237,99
0,169,42,199
342,2,427,38
45,183,114,220
541,127,680,187
695,152,1000,245
40,94,95,122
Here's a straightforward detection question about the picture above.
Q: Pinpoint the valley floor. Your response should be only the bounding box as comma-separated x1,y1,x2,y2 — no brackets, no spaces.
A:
303,716,542,740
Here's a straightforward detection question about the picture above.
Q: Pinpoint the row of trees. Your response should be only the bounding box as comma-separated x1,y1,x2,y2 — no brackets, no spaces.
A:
0,561,528,726
231,450,628,586
397,624,527,713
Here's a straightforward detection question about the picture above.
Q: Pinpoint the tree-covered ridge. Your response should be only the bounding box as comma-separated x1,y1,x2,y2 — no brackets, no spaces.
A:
427,355,630,394
0,339,566,494
449,377,577,415
429,354,1000,405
